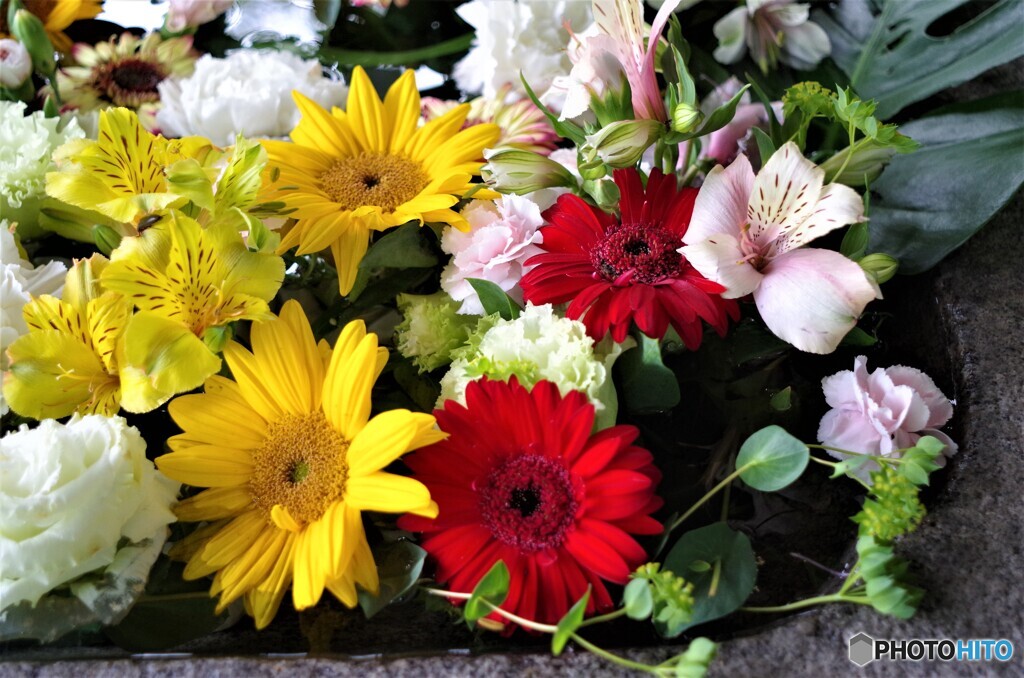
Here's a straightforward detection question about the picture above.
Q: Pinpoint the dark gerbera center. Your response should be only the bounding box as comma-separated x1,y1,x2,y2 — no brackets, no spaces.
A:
249,412,349,527
320,152,429,213
478,454,579,552
94,58,166,105
590,221,684,285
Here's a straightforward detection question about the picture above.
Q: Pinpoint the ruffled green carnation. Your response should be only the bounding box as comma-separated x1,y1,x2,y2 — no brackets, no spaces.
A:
395,292,481,373
438,303,627,429
0,102,84,238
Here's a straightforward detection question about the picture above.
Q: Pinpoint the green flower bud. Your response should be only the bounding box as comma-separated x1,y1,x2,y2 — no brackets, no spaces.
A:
670,102,703,134
92,223,123,256
583,119,664,169
859,252,899,284
481,148,577,195
202,324,234,354
584,177,620,211
577,156,608,181
820,140,898,186
853,465,925,541
11,9,56,77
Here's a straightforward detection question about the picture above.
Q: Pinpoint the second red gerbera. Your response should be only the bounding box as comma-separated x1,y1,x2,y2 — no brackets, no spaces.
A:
398,378,663,630
520,168,738,346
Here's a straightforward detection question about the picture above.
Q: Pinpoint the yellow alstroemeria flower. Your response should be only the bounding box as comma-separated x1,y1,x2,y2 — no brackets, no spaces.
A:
101,210,285,411
261,66,500,295
46,107,214,229
156,300,444,628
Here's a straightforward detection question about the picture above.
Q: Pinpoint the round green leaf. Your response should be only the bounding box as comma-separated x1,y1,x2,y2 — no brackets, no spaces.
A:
735,425,809,492
662,522,757,637
622,578,654,621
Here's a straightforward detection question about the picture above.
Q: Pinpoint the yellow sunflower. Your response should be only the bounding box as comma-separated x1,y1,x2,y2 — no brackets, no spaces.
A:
155,300,444,628
261,66,500,295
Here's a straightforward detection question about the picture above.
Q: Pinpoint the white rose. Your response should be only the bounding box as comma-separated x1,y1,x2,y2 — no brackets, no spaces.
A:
0,224,67,415
0,39,31,88
156,49,348,146
0,415,179,612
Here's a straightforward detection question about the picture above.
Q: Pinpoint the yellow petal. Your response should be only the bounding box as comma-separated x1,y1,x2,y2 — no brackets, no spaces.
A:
329,220,370,295
168,391,267,450
223,341,285,422
175,486,254,522
403,103,470,162
246,532,297,630
321,326,378,438
383,70,420,154
271,505,302,533
346,66,386,154
344,472,434,516
185,511,266,579
290,91,360,158
247,300,321,415
156,445,254,488
346,409,434,477
291,528,327,610
216,528,290,609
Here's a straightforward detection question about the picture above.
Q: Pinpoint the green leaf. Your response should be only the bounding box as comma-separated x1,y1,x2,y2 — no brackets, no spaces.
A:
673,637,718,678
865,92,1024,273
735,425,810,492
664,85,750,144
463,560,510,629
520,73,587,146
359,223,437,269
751,127,776,162
662,523,757,636
465,278,522,320
551,589,589,656
318,33,475,67
357,541,428,619
769,387,792,412
616,333,681,414
841,327,877,347
898,439,944,486
622,578,654,621
103,559,233,652
817,0,1024,119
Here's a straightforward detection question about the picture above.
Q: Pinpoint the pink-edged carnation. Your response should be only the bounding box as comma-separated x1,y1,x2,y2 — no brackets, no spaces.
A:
522,167,737,346
680,142,877,354
399,377,662,632
818,356,957,478
441,194,546,315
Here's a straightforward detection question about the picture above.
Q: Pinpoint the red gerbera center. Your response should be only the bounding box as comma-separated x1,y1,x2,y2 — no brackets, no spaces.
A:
479,454,579,552
591,220,684,285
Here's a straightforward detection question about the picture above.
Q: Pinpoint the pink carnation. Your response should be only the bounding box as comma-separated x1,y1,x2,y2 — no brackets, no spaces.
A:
441,194,547,315
818,356,957,477
166,0,232,32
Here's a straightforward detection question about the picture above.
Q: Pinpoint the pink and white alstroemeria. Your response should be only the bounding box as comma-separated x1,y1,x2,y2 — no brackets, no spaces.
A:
679,142,878,354
571,0,682,122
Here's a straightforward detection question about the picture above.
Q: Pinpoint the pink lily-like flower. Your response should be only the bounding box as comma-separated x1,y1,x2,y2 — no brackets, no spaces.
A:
679,142,878,354
580,0,682,122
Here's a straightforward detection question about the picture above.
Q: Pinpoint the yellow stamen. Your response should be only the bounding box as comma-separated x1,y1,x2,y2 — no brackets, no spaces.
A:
250,412,349,527
319,152,428,213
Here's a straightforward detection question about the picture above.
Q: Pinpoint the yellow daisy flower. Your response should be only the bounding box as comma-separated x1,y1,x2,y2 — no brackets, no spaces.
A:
155,300,444,628
261,66,501,295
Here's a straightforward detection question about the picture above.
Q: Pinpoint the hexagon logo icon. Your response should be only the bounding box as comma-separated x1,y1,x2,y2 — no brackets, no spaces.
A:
849,632,875,666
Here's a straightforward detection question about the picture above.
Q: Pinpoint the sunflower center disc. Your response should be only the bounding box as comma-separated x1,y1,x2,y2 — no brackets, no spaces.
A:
320,152,429,213
249,412,349,526
478,454,578,552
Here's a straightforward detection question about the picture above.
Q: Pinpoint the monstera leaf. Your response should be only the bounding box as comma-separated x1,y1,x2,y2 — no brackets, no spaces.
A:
866,92,1024,273
817,0,1024,119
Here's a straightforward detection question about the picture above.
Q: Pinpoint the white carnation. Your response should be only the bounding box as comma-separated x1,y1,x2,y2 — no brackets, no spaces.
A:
440,194,547,316
439,303,627,429
0,102,84,232
453,0,591,106
0,415,179,613
156,49,348,146
0,225,67,415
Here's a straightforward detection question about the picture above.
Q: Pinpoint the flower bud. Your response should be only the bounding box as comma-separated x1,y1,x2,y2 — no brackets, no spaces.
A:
0,39,32,88
583,177,620,211
821,141,897,186
670,101,703,134
10,9,55,77
481,148,577,195
583,119,664,169
859,253,898,285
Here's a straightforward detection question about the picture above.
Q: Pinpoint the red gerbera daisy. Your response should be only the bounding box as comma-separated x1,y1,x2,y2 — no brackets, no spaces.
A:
520,168,739,346
398,377,663,631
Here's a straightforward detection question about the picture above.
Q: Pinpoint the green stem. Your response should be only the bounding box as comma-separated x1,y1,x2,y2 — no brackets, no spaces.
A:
739,593,872,614
319,33,475,66
578,607,628,628
809,456,838,468
570,632,658,674
830,122,858,181
136,591,212,603
849,1,895,89
668,463,753,533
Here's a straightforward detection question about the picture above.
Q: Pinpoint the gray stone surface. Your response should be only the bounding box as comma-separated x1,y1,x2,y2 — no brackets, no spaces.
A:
4,66,1023,678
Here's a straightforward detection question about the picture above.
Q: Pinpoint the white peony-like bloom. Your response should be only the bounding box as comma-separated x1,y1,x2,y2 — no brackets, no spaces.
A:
0,415,179,614
156,49,348,145
441,194,549,316
0,225,67,415
0,102,84,236
439,303,627,429
453,0,591,106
